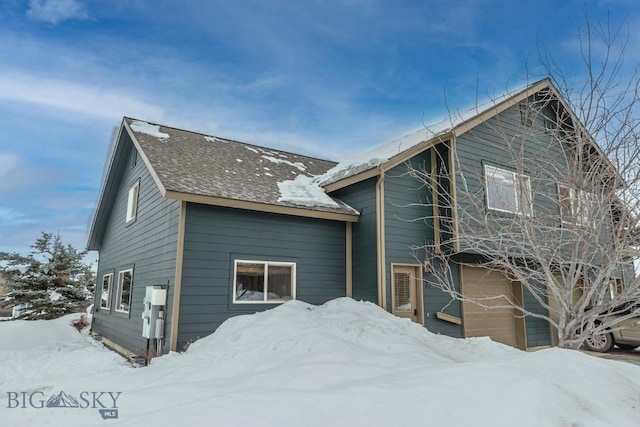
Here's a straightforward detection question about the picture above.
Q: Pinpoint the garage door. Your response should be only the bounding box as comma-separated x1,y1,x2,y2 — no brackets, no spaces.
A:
462,266,518,348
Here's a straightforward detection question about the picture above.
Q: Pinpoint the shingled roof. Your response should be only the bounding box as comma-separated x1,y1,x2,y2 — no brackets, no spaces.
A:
123,118,359,219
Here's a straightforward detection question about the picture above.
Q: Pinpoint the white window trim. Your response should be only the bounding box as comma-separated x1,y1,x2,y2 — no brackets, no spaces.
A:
558,184,574,224
558,184,596,227
484,165,532,216
232,260,297,304
115,269,133,313
126,180,140,223
100,273,113,310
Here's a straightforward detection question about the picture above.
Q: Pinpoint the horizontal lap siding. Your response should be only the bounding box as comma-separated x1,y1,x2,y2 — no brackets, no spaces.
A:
330,179,378,303
523,286,552,347
177,204,346,349
423,262,462,337
385,153,463,337
454,102,559,346
455,103,569,239
92,138,180,356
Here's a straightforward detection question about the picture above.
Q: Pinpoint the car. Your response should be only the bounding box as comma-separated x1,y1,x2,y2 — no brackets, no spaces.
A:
583,304,640,353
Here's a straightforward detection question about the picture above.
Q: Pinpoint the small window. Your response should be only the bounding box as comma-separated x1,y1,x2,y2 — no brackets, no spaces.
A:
131,149,138,168
519,103,533,127
485,165,532,215
233,260,296,303
115,269,133,313
126,181,140,223
100,274,113,310
609,278,624,300
558,185,573,223
558,185,595,227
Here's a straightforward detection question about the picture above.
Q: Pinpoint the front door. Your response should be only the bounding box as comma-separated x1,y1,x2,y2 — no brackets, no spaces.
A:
392,265,422,323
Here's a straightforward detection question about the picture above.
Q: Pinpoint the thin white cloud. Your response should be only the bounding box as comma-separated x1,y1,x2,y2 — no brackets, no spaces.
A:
27,0,88,24
0,72,166,122
0,152,22,181
0,207,36,227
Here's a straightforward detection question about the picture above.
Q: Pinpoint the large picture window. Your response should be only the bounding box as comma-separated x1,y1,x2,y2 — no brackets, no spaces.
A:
485,165,532,216
100,273,113,310
233,260,296,303
115,269,133,313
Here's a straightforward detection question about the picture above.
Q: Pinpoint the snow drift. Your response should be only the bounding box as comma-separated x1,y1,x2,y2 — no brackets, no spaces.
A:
2,298,640,426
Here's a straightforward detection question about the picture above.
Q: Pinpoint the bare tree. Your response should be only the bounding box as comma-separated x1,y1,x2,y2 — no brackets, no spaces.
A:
410,16,640,350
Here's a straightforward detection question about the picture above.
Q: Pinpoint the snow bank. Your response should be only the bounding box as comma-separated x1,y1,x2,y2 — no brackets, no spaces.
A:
2,299,640,426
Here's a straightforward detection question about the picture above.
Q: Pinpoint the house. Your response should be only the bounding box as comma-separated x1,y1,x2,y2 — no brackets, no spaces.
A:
87,78,624,359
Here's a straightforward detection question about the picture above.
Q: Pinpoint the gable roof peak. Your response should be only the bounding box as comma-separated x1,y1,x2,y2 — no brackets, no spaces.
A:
318,78,556,189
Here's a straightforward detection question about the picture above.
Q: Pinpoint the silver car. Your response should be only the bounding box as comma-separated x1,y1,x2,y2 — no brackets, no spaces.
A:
583,309,640,352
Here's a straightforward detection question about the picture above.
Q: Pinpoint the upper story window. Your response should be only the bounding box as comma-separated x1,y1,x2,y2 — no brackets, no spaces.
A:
100,273,113,310
484,165,532,216
115,269,133,313
233,260,296,304
519,103,534,127
558,185,596,226
126,180,140,223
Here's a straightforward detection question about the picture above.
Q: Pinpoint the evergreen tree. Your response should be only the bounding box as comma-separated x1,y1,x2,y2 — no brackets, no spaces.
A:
0,232,95,320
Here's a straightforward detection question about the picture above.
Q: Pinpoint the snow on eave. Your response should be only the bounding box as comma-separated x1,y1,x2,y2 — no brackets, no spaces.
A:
316,79,552,188
277,174,359,214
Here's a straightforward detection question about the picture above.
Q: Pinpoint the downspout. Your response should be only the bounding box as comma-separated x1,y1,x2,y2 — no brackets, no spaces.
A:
448,136,460,252
346,222,353,298
376,169,387,310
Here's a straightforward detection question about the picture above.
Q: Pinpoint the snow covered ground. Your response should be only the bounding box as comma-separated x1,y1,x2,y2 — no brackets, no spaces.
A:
2,298,640,426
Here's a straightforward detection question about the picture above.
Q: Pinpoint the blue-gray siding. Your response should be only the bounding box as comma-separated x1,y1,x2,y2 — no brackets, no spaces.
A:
385,153,463,337
330,179,378,303
177,204,347,349
92,135,180,356
454,101,560,346
523,287,552,347
454,100,568,239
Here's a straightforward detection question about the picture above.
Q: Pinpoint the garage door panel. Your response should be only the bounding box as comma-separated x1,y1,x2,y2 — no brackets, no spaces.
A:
462,266,518,348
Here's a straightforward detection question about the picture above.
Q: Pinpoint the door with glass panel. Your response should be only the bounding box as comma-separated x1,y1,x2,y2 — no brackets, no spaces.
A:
392,265,422,323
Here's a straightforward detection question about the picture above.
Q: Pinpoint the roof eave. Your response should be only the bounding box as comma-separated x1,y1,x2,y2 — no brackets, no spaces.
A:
164,190,360,222
86,120,127,251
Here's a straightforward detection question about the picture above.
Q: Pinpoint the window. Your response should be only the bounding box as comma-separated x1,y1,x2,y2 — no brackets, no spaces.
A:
519,103,533,127
233,260,296,303
484,165,532,215
126,180,140,223
609,278,624,300
100,274,113,310
115,269,133,313
558,185,596,226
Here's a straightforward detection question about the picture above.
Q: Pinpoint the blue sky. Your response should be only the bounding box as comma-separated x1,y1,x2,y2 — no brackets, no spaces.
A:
0,0,638,258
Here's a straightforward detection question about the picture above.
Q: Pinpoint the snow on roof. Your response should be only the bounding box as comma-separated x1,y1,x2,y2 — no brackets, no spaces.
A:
123,118,358,217
277,174,343,209
262,155,307,172
316,81,541,187
130,120,169,139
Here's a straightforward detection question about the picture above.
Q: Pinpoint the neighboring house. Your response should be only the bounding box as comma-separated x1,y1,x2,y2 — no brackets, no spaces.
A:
87,78,621,359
